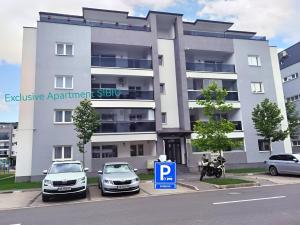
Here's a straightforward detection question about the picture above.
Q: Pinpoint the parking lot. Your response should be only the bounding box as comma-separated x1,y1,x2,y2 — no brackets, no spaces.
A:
0,181,194,210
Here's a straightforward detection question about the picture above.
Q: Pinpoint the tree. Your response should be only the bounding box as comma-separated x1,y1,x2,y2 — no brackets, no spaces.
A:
252,98,289,152
192,82,241,162
72,99,100,167
286,101,300,139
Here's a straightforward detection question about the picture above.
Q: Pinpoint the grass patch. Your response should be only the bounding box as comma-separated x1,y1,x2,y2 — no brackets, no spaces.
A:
138,172,154,180
0,172,15,180
0,177,41,191
87,176,98,185
226,168,266,174
203,178,253,185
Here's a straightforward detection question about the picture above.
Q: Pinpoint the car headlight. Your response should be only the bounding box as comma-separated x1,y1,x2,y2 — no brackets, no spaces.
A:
44,179,52,186
104,179,114,184
77,177,86,184
132,177,139,182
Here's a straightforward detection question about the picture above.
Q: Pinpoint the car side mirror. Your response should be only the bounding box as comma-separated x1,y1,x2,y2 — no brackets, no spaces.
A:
293,159,299,163
98,170,103,174
133,168,138,172
84,168,89,172
42,170,48,175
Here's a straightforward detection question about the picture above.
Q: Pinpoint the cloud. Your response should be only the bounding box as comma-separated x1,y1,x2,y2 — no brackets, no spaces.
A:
0,100,10,112
0,0,179,64
197,0,300,46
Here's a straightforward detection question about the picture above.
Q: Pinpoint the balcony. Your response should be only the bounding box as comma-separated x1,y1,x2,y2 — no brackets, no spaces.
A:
190,120,242,131
186,62,235,73
95,121,156,133
184,30,266,41
91,56,152,69
91,89,154,100
188,90,239,101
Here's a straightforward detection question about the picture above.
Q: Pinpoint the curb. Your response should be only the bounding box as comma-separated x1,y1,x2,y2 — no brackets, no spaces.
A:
214,182,260,189
177,181,199,191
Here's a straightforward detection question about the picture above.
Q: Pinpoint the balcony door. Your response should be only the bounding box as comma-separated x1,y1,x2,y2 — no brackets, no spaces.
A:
164,139,182,164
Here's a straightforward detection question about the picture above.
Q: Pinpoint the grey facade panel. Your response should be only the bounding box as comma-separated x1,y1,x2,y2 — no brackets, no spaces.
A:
279,42,300,69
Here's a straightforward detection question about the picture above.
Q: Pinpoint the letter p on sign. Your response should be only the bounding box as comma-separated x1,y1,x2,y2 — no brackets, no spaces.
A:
160,165,171,181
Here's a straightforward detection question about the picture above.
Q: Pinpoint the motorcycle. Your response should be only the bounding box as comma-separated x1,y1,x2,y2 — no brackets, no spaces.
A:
200,156,226,181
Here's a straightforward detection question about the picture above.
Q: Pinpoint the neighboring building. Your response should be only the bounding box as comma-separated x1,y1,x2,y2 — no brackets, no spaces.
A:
16,8,291,181
279,42,300,153
0,122,18,166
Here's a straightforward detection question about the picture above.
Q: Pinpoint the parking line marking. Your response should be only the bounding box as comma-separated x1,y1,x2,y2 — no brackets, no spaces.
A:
213,195,286,205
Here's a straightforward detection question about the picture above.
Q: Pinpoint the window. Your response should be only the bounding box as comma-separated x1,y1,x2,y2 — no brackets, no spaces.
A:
53,146,72,160
162,112,167,124
248,55,261,66
55,75,73,89
158,55,164,66
92,146,101,158
130,144,144,156
55,43,74,56
102,145,118,158
160,83,165,94
258,139,270,151
293,141,300,146
101,83,116,88
251,82,264,93
54,110,73,123
287,94,300,102
283,73,299,83
129,114,142,121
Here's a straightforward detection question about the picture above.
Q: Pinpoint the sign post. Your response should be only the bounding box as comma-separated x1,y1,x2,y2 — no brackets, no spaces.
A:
154,162,176,189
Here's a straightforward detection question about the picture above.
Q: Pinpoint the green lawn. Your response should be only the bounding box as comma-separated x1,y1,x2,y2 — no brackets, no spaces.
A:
0,177,41,191
226,168,266,174
87,176,98,184
0,172,15,180
203,178,254,185
138,172,154,180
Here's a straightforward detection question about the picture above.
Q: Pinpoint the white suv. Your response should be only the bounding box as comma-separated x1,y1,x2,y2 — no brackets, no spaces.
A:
42,161,88,202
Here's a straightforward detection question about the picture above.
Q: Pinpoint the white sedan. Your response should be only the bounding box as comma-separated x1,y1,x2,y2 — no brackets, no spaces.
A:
42,161,88,202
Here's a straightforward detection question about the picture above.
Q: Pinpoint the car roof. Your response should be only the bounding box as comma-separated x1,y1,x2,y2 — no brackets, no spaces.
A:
104,162,129,166
52,160,81,165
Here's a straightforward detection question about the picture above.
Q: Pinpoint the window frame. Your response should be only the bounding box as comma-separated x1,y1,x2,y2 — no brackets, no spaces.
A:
160,83,165,94
54,110,73,124
55,43,74,56
101,145,118,158
130,144,144,157
248,55,261,67
52,146,73,161
161,112,167,124
258,139,271,152
251,82,264,94
54,75,73,89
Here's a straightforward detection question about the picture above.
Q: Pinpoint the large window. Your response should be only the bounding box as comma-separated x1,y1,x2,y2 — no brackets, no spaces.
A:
55,75,73,89
258,139,271,151
53,146,72,160
162,112,167,124
248,55,261,66
102,145,118,158
92,146,101,158
54,110,73,123
55,43,74,56
283,72,298,83
251,82,264,93
130,144,144,157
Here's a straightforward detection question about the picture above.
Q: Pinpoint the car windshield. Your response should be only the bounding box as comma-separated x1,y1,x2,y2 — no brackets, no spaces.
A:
49,163,82,174
104,164,131,174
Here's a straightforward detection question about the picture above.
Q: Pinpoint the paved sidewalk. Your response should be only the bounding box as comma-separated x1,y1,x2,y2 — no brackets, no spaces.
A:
0,190,40,210
177,172,217,191
236,173,300,185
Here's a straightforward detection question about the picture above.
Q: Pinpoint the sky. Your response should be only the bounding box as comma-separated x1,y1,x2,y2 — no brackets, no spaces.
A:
0,0,300,122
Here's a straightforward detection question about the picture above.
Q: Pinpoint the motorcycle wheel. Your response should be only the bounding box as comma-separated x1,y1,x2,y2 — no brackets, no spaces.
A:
215,168,222,178
200,169,206,181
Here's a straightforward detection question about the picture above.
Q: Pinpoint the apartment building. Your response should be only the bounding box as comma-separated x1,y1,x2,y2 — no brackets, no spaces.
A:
0,122,18,166
16,8,291,181
279,42,300,153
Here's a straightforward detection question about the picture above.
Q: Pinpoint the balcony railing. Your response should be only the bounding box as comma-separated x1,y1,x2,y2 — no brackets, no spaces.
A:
91,56,152,69
191,120,242,131
186,62,235,73
184,30,266,41
91,88,154,100
188,90,239,101
95,121,156,133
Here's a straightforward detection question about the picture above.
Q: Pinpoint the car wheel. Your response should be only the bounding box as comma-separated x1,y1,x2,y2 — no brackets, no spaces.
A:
80,190,87,199
42,194,50,202
269,166,278,176
98,182,101,189
101,188,107,196
135,188,140,194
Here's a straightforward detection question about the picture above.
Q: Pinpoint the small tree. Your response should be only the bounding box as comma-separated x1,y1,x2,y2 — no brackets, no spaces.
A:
286,101,300,139
192,82,241,169
252,98,289,153
73,99,100,167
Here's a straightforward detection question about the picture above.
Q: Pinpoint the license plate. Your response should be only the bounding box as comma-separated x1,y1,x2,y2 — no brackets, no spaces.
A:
58,186,72,191
117,185,129,189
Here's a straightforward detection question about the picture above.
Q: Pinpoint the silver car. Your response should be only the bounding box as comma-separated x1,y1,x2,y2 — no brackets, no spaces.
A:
265,154,300,176
97,162,140,195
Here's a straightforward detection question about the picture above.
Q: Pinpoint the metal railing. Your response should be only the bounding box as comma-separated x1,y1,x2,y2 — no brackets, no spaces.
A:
95,121,156,133
186,62,235,73
190,120,242,131
184,30,266,41
188,90,239,101
91,56,152,69
91,88,154,100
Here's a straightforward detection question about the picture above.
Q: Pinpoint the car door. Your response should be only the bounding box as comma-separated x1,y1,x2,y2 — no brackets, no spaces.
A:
273,155,285,173
280,155,296,174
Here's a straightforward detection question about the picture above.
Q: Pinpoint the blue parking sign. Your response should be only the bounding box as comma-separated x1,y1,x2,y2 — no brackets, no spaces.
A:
154,162,176,189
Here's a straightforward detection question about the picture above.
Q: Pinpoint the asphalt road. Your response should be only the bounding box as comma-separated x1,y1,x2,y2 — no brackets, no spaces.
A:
1,184,300,225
